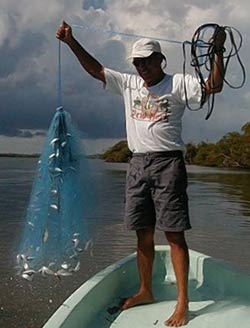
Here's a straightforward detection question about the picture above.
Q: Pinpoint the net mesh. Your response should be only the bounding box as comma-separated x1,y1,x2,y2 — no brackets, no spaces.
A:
16,107,92,280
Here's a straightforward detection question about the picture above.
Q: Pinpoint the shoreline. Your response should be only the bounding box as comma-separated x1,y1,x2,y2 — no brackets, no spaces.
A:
0,154,249,171
0,153,40,158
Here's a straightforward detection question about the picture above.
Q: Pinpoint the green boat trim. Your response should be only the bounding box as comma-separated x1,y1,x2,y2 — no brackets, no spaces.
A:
43,245,250,328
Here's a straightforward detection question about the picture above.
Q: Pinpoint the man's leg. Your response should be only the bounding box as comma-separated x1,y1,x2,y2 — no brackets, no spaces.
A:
122,228,155,309
164,231,189,327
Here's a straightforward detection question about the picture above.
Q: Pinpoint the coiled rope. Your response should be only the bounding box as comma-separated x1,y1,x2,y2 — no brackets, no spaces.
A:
182,23,246,119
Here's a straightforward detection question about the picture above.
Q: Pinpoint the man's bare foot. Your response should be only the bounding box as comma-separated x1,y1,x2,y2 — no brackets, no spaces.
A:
164,301,188,327
122,291,154,310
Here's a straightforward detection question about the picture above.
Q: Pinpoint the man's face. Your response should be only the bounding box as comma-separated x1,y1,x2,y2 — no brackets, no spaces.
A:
133,52,163,86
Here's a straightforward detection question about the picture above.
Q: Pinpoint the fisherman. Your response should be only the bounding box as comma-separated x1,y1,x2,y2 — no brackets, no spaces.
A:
56,21,226,327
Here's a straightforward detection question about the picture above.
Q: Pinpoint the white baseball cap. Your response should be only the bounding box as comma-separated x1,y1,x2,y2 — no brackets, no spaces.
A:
127,38,162,59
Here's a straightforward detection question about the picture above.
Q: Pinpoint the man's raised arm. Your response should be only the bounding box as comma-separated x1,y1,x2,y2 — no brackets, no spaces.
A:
205,27,226,94
56,21,105,83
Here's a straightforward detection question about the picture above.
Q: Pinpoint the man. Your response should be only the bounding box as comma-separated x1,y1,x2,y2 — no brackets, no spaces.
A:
56,21,226,327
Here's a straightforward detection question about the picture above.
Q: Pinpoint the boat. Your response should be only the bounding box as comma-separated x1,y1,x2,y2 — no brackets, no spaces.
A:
42,245,250,328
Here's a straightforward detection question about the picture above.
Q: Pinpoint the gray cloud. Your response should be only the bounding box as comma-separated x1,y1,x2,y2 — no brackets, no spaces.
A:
0,30,48,78
82,0,106,10
0,0,249,147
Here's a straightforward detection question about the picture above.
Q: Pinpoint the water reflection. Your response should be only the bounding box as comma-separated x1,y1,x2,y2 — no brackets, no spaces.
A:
0,158,250,328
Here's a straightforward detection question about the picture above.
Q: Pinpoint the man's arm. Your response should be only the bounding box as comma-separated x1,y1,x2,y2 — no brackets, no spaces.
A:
205,27,226,94
56,21,105,83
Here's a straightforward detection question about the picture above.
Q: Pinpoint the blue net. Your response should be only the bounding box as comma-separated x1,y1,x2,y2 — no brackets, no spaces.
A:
16,107,92,281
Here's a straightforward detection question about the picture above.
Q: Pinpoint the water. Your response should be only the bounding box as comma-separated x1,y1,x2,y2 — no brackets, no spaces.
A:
0,158,250,328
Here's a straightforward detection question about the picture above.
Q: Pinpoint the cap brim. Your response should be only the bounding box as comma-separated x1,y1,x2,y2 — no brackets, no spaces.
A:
126,50,154,61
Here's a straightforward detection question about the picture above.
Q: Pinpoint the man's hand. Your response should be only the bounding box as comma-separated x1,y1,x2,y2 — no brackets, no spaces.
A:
56,21,73,44
55,21,105,82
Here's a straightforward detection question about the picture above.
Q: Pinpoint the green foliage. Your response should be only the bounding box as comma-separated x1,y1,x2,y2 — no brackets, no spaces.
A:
102,122,250,168
101,140,132,163
186,122,250,168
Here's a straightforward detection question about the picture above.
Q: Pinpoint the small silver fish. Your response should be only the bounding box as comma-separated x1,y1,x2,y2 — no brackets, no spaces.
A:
23,263,29,271
48,262,55,268
39,266,54,276
16,254,22,265
55,269,72,277
49,153,56,159
69,166,76,171
72,238,80,248
61,141,67,147
26,256,35,261
51,189,58,195
50,204,58,210
50,138,59,145
67,133,72,137
23,269,36,275
61,262,70,270
38,160,42,164
74,261,80,272
56,149,60,158
54,167,63,173
84,239,93,251
27,221,35,228
43,229,49,243
22,273,34,281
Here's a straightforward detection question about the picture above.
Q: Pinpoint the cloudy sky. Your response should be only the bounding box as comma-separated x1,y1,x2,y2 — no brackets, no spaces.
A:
0,0,249,154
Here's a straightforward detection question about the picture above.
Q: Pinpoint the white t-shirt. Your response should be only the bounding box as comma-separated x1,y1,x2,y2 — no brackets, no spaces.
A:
104,68,202,153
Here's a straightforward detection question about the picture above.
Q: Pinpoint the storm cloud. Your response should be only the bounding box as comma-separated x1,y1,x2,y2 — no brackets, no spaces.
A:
0,0,249,146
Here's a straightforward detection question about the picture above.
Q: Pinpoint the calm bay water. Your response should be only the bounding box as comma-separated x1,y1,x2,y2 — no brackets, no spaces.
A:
0,157,250,328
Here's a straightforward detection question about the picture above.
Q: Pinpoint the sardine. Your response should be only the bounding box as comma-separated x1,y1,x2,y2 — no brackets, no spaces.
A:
49,153,56,159
72,238,80,248
84,239,93,251
55,269,73,277
22,273,34,281
23,263,29,270
26,256,35,261
42,228,49,243
23,269,36,275
16,254,23,265
50,204,58,210
61,262,70,270
54,167,63,173
28,221,35,228
50,138,59,145
74,261,80,272
39,266,54,276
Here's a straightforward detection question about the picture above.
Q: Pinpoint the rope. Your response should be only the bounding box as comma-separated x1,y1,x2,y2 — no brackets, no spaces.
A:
57,40,63,111
182,23,246,119
71,23,184,45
